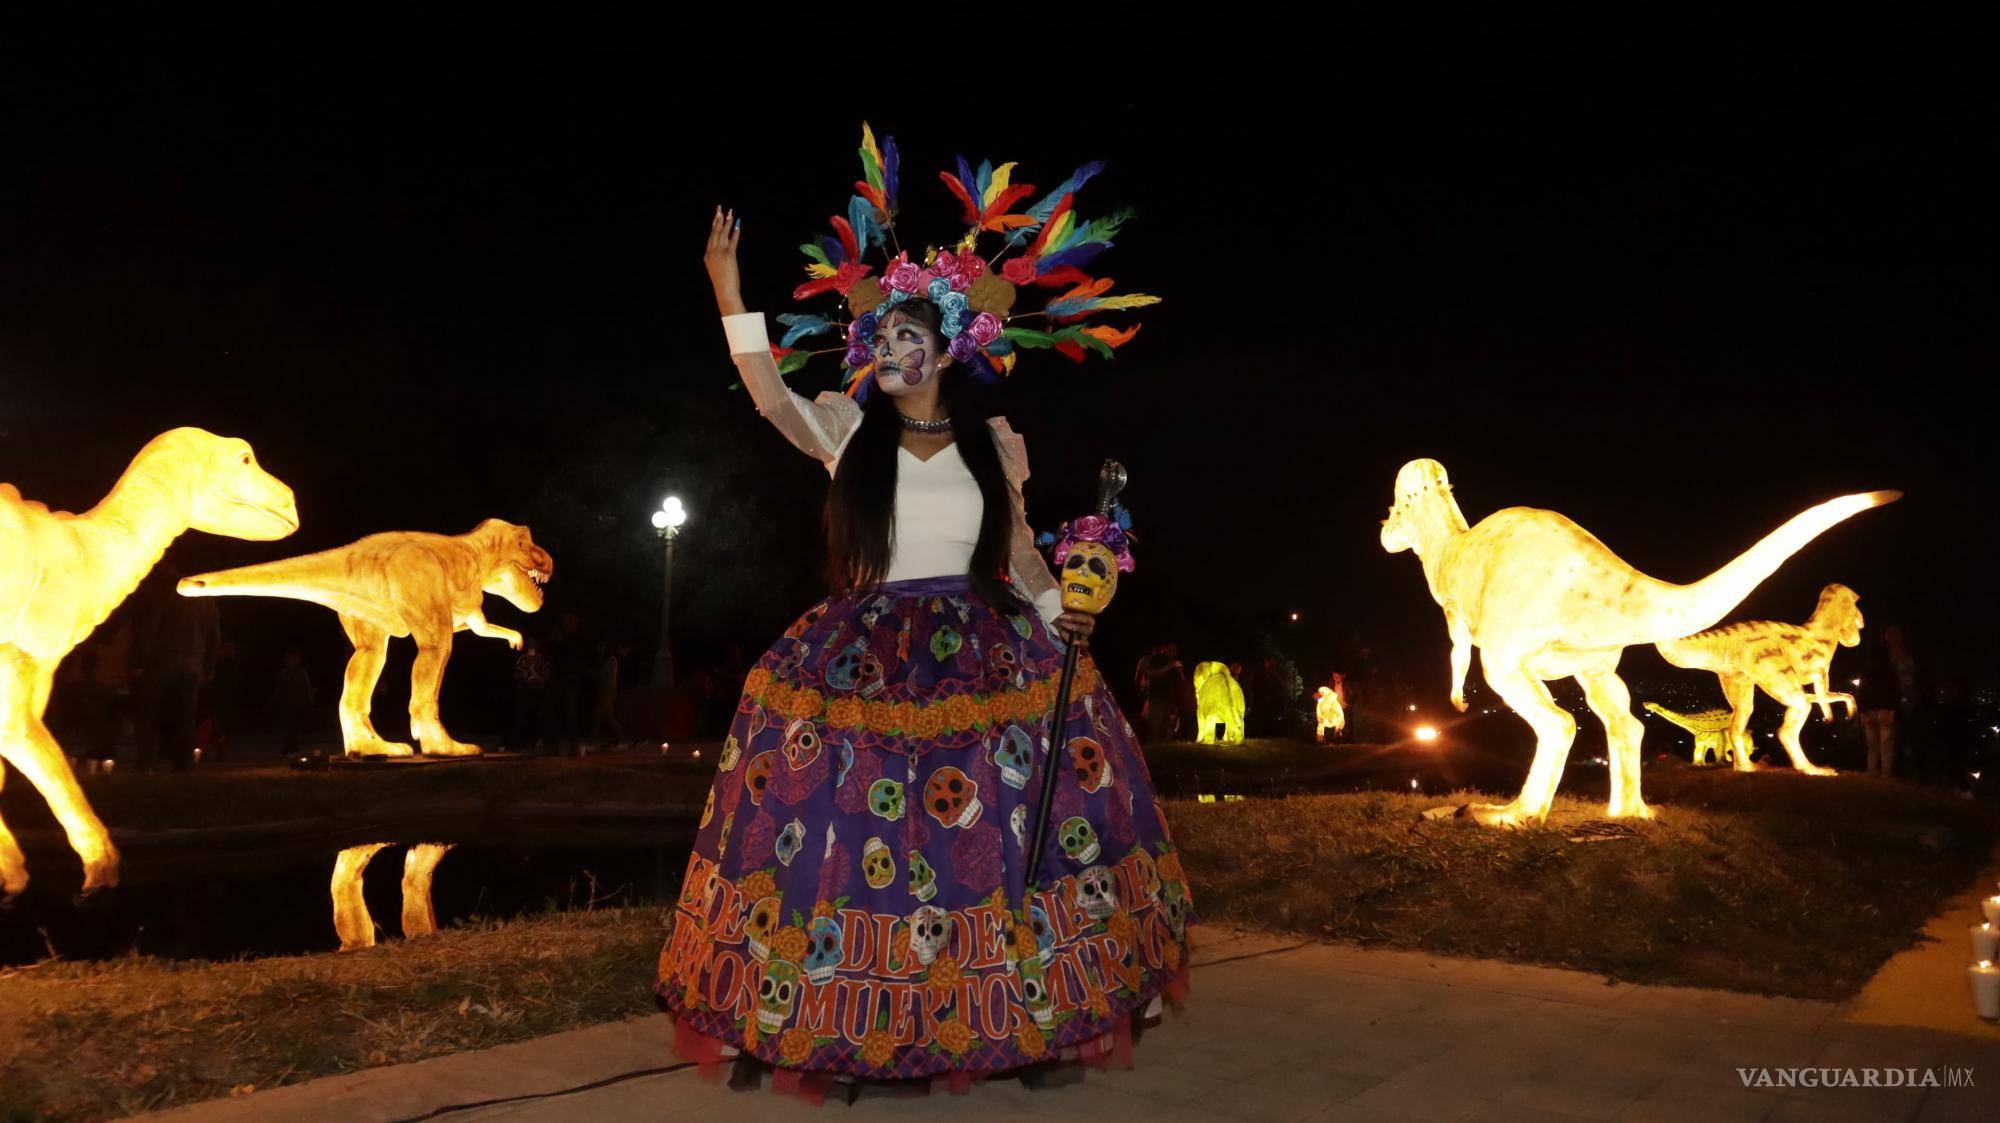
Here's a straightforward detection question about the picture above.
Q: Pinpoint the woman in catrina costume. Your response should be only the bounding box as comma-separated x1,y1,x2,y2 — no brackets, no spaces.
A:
657,126,1192,1101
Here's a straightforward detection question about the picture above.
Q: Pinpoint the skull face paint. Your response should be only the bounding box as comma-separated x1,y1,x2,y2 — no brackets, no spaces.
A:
872,308,945,395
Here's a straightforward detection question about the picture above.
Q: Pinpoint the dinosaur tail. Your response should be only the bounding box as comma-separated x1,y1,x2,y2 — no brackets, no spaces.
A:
1646,490,1899,644
177,550,366,614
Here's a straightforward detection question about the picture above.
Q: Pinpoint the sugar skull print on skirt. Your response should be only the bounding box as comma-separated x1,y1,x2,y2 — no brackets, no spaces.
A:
657,576,1193,1090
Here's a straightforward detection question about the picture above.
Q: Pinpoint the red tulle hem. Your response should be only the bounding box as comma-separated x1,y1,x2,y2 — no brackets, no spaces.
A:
667,962,1191,1101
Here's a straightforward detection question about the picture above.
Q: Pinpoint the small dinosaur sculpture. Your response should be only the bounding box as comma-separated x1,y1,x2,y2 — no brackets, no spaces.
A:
1642,702,1739,766
1381,458,1896,824
178,521,552,757
2,429,298,895
1655,583,1864,775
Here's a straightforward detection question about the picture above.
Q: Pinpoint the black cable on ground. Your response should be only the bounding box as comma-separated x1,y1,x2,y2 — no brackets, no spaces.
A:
391,1061,696,1122
391,941,1308,1119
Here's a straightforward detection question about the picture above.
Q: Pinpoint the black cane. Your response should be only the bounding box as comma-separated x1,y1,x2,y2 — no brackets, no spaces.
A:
1023,460,1128,891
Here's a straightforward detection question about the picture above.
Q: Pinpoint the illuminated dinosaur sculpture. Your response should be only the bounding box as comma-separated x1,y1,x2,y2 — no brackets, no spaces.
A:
1643,703,1739,766
179,521,551,757
1,429,298,895
1192,661,1245,745
1655,583,1864,775
1381,458,1896,824
1315,682,1347,741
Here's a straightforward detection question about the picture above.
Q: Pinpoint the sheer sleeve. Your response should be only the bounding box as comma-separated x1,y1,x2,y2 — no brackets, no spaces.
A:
988,417,1064,629
724,312,862,473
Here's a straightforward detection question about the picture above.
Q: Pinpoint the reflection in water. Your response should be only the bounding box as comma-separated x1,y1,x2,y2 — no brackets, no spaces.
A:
332,842,454,951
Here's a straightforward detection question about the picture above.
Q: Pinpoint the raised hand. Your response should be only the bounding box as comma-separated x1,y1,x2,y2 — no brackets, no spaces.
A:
705,206,746,315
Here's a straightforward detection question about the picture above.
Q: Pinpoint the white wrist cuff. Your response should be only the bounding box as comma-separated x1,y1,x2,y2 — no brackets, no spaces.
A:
1034,586,1063,629
722,312,769,356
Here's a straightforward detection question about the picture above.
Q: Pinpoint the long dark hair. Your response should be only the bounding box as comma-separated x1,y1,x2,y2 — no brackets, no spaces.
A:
825,299,1022,611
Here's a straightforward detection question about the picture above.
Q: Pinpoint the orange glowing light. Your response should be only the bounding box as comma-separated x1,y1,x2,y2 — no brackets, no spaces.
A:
1414,725,1440,743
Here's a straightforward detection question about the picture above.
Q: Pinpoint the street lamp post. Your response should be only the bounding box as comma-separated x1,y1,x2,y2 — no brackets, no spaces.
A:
650,496,688,688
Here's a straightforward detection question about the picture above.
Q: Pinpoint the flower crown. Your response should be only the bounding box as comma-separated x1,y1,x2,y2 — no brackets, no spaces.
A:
1038,503,1137,573
769,124,1160,402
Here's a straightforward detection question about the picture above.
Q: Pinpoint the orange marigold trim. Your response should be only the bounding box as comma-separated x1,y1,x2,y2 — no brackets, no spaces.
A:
1015,1022,1047,1057
771,926,810,963
824,697,865,729
860,1027,896,1068
935,1017,975,1055
925,954,963,994
779,1027,815,1065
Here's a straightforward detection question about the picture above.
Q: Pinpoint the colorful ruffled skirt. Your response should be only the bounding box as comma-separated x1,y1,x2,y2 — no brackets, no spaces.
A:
656,575,1193,1093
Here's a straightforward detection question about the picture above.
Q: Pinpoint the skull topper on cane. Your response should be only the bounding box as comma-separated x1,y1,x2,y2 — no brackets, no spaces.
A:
1024,461,1135,891
1039,463,1137,616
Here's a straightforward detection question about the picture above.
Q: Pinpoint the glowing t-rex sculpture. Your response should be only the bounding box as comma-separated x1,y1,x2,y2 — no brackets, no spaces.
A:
1192,661,1245,745
1655,583,1864,775
178,521,552,757
1381,458,1895,824
1643,703,1739,766
2,429,298,895
331,842,453,951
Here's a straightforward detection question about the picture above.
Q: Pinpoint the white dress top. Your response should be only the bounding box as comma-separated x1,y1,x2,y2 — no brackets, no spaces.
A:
720,311,1064,626
885,443,984,584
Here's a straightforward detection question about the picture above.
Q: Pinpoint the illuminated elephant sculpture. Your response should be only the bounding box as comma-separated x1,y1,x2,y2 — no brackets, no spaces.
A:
1655,583,1864,775
1,429,298,896
1315,683,1346,741
1192,661,1245,746
1381,458,1895,824
179,521,552,757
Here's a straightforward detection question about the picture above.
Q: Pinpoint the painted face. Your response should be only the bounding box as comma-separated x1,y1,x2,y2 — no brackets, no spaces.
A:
872,310,945,396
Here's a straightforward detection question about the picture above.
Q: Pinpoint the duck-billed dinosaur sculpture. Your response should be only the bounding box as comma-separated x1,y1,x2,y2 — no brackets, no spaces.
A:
1381,458,1896,824
2,429,298,895
1655,583,1864,775
177,521,552,757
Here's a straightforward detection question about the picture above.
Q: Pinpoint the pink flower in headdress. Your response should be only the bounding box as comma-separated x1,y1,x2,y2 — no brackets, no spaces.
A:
968,312,1003,345
933,251,962,283
1001,256,1039,285
1070,514,1110,541
885,255,924,295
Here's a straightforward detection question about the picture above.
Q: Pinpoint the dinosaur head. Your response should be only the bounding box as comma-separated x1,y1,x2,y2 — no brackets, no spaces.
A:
1381,458,1465,554
159,428,299,541
1814,583,1864,646
471,519,553,613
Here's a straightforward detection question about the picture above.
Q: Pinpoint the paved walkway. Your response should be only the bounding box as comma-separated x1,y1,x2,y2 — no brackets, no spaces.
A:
144,919,2000,1123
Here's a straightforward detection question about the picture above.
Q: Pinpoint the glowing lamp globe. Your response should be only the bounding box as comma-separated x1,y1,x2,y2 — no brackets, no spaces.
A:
1414,726,1440,744
659,496,688,530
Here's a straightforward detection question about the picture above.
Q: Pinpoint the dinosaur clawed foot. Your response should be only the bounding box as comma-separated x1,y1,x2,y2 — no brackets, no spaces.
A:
419,738,484,758
1460,801,1539,827
1606,797,1656,820
348,739,416,758
1799,764,1838,778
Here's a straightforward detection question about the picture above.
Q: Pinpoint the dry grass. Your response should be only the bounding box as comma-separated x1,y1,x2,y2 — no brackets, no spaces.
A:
0,907,668,1122
1173,768,2000,1001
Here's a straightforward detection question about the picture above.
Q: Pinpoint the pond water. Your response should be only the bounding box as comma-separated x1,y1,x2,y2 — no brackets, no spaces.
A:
1,835,692,966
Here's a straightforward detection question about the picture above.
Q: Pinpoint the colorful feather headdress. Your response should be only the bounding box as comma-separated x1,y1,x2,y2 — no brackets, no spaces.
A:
771,123,1160,401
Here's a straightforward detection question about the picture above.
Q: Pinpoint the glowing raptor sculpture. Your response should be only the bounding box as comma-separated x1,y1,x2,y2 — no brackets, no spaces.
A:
1381,459,1895,824
1656,583,1864,775
179,521,552,757
2,429,298,895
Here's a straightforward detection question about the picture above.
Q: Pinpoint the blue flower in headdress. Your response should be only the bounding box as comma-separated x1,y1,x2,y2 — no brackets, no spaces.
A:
1035,530,1056,549
937,290,969,337
1112,503,1134,531
927,278,954,303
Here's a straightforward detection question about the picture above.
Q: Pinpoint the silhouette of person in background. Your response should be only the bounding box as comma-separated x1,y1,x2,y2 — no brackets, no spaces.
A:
131,562,219,771
275,647,315,756
1856,626,1904,777
543,612,586,755
510,638,550,753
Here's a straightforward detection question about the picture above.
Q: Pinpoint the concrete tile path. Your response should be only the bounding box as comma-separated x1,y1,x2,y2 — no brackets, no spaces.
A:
142,923,2000,1122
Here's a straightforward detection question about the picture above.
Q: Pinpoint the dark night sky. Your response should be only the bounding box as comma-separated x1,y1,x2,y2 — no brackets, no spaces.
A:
4,50,1993,701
